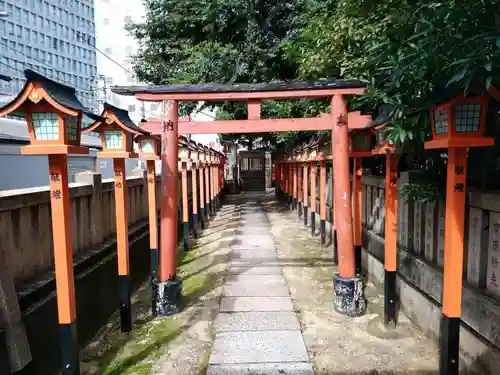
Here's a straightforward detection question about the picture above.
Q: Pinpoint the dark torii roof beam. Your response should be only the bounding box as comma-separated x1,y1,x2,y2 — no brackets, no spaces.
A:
111,80,367,102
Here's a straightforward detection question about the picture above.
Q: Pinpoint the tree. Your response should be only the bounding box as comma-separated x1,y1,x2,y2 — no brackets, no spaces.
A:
286,0,500,144
128,0,315,150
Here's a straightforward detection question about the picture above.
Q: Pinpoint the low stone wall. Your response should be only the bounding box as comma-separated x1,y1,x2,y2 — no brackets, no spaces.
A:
361,173,500,375
0,169,203,375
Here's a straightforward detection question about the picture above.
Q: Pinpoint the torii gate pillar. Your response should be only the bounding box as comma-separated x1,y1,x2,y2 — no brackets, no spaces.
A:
157,99,182,316
331,95,366,317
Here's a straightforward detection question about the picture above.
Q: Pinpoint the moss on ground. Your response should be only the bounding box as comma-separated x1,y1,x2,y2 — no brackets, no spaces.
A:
94,244,217,375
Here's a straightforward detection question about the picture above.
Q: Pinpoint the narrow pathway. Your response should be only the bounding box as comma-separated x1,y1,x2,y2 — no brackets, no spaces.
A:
208,194,314,375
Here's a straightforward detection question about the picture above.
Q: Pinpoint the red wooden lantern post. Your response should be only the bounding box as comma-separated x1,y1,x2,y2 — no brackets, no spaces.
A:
292,155,299,210
424,94,492,375
319,158,327,245
158,100,182,316
309,140,320,236
135,132,161,314
317,139,330,246
189,140,200,237
179,136,192,251
204,146,212,218
349,129,375,277
287,160,294,211
371,125,398,326
0,69,103,375
297,150,303,218
84,102,145,332
199,146,207,228
302,146,309,227
331,95,366,317
209,149,216,215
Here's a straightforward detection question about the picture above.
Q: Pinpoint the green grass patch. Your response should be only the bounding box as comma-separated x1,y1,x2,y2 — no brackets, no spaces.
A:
98,246,215,375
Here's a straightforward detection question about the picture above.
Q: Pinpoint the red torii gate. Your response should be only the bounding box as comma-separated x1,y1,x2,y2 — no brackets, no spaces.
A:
111,81,372,317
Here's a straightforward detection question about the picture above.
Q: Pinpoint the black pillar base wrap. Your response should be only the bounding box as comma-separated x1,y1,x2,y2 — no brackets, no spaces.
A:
333,273,366,317
310,211,316,235
303,206,308,226
150,247,159,316
183,222,189,251
439,315,460,375
59,321,80,375
118,274,132,332
384,270,397,327
200,207,205,229
333,229,338,264
320,219,326,245
192,213,198,239
156,277,182,316
354,245,362,276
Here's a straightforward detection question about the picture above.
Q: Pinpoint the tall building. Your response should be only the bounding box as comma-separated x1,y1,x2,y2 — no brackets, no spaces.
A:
95,0,218,144
95,0,158,122
0,0,98,111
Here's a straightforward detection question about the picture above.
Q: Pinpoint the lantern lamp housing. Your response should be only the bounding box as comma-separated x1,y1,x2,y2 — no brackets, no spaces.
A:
178,136,191,160
426,94,493,149
82,102,142,158
135,133,161,160
0,69,101,155
349,129,374,157
372,125,395,154
189,140,199,165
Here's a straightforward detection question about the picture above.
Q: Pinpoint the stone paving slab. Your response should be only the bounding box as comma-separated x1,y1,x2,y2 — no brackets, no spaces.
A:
209,331,310,364
223,282,290,297
224,274,286,283
215,311,300,332
228,250,277,260
207,363,314,375
227,264,283,275
220,297,294,312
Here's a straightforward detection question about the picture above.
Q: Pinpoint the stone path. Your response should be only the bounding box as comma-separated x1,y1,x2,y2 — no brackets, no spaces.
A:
207,195,314,375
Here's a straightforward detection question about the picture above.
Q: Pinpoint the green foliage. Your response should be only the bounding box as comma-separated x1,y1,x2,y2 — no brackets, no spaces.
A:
128,0,322,150
286,0,500,142
129,0,500,157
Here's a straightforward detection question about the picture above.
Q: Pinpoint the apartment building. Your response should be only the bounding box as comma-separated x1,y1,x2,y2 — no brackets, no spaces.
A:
0,0,98,111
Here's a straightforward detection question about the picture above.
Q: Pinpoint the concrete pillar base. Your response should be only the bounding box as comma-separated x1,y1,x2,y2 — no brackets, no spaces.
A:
333,274,366,317
156,278,182,316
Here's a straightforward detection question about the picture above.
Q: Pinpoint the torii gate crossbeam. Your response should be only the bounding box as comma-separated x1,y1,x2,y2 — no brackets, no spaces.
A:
111,80,369,318
140,112,372,135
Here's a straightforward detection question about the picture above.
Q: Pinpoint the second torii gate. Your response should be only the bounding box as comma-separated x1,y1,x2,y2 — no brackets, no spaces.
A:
111,81,371,317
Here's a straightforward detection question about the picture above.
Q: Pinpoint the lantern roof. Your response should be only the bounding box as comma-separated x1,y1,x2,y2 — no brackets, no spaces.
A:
0,69,101,121
83,102,144,135
103,102,143,133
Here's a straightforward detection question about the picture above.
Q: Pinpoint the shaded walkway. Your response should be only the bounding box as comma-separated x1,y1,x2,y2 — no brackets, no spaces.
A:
208,192,314,374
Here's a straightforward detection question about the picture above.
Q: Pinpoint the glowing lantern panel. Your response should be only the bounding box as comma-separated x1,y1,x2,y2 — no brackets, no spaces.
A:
31,112,59,141
104,130,123,149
